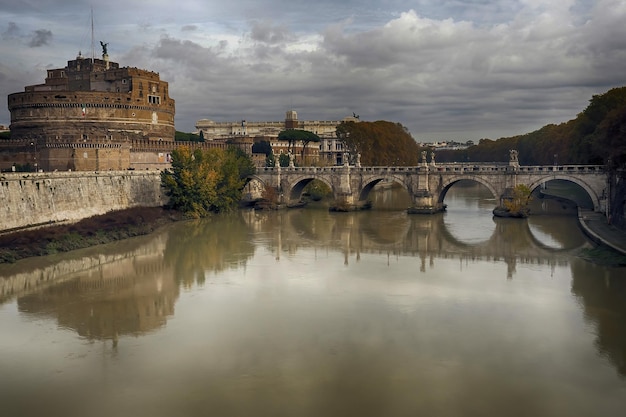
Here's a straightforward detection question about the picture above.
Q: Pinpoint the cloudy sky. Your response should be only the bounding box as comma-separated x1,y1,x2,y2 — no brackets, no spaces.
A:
1,0,625,141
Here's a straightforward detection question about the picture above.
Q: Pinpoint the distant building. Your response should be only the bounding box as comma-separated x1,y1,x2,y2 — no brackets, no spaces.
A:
421,140,473,151
196,110,358,166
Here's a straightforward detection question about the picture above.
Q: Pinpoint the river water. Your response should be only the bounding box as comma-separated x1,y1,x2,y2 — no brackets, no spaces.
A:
1,183,625,417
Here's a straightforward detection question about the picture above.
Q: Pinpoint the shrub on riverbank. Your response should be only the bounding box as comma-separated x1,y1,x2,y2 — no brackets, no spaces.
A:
161,146,255,218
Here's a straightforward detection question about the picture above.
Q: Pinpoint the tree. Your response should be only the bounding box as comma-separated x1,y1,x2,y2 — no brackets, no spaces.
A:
278,153,290,167
277,130,298,154
336,120,421,166
277,129,320,164
175,131,203,142
161,145,254,217
252,140,272,156
592,106,626,170
502,184,532,216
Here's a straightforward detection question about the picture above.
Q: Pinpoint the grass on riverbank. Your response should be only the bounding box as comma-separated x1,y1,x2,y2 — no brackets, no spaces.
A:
0,207,182,264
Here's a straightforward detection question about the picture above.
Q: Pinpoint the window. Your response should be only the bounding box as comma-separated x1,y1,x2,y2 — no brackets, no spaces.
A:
148,95,161,104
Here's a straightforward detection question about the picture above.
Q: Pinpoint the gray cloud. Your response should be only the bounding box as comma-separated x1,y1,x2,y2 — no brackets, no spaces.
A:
2,22,20,40
28,29,52,47
249,20,294,44
0,0,625,140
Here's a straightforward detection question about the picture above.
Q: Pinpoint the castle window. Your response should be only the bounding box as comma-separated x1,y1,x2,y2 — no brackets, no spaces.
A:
122,79,127,84
148,95,161,105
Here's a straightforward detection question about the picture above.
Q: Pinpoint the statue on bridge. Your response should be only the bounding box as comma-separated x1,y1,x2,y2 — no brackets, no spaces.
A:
430,151,436,167
421,150,428,166
509,149,519,168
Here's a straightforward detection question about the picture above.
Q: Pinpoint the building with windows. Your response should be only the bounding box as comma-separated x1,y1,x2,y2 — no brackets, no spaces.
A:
196,110,358,165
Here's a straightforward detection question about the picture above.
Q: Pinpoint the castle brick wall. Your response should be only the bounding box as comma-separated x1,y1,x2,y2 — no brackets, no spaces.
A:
8,90,175,143
0,171,165,233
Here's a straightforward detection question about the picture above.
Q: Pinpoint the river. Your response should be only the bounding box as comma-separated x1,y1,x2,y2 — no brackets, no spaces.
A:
1,182,625,417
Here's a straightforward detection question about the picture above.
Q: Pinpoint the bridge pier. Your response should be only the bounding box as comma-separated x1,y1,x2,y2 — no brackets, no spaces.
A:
407,191,446,214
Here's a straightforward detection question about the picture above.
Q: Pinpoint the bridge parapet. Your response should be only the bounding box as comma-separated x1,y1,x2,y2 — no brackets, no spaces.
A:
517,165,605,173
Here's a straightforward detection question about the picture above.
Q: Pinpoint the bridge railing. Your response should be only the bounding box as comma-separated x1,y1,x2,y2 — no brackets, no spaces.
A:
517,165,605,173
255,164,606,174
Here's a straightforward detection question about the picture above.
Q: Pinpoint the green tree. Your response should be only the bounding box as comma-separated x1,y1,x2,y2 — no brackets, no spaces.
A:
161,145,254,217
591,102,626,169
278,153,290,167
277,129,320,164
252,140,272,156
175,131,203,142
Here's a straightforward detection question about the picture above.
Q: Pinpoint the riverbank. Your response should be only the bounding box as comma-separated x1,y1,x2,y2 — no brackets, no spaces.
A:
0,206,182,264
577,209,626,263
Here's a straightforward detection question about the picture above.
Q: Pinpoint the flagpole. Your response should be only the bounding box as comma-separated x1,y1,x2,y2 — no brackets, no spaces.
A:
91,7,95,60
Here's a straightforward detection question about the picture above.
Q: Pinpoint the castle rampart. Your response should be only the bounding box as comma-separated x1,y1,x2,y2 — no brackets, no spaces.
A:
0,170,164,233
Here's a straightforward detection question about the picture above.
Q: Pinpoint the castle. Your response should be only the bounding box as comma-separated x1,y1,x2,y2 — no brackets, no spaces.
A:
3,45,179,171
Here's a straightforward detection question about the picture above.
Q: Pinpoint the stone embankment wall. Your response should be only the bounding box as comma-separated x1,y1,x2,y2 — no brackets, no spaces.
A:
0,170,164,233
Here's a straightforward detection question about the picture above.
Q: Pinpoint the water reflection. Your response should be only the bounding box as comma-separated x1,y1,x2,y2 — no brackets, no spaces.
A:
1,185,625,417
14,230,179,341
570,258,626,376
163,214,256,287
0,204,597,339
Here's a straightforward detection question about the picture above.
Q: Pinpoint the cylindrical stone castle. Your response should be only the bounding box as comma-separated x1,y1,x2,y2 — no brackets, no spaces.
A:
7,49,175,171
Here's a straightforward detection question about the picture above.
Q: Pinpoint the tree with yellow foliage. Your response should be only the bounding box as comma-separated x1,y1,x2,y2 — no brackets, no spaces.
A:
161,145,254,217
494,184,532,218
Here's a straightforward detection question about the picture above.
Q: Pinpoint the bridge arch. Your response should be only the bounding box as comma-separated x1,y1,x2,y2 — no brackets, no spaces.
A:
526,175,601,211
437,176,500,206
246,175,268,188
357,175,411,203
243,175,269,201
285,175,334,202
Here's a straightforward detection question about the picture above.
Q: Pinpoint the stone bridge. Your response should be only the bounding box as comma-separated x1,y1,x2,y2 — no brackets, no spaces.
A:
250,157,608,213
